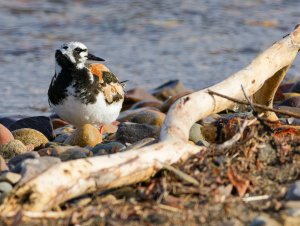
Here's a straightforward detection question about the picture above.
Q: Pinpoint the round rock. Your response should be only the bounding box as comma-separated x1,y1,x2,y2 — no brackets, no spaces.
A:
130,100,163,110
64,124,102,147
116,122,160,144
286,180,300,200
189,123,206,144
131,110,166,127
8,151,40,173
290,81,300,93
0,124,14,145
0,171,21,184
151,80,188,101
0,140,28,159
19,156,61,185
59,147,92,161
12,128,49,149
278,96,300,108
0,181,13,194
92,142,126,156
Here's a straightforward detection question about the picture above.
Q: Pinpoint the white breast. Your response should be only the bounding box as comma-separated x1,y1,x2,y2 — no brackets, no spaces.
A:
51,92,123,127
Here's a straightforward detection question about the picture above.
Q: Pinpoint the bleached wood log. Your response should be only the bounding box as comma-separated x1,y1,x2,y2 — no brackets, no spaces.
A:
1,25,300,214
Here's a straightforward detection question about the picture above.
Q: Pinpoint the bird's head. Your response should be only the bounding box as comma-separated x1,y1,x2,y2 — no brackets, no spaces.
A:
55,41,105,71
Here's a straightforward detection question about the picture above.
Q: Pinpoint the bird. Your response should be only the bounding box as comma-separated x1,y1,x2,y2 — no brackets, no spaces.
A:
48,41,124,134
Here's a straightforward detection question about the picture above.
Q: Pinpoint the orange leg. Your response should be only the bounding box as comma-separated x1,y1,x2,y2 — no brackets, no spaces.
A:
99,124,104,136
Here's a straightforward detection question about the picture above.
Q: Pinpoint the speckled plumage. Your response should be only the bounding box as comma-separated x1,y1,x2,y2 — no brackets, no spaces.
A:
48,42,124,127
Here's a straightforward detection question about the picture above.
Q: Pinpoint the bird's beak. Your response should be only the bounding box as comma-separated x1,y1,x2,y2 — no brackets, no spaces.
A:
87,53,105,61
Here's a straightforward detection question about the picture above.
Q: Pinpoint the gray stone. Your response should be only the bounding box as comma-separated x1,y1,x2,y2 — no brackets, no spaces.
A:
130,100,162,110
130,110,166,127
250,214,281,226
53,133,70,143
116,122,160,144
8,116,55,141
59,147,92,161
278,96,300,108
8,151,40,173
19,156,61,185
0,171,21,184
0,181,13,194
290,81,300,93
92,142,126,156
151,80,187,101
286,180,300,200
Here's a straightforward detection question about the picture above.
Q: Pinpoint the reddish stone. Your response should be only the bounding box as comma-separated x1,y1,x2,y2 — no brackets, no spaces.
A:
123,88,160,111
0,124,14,145
52,118,69,130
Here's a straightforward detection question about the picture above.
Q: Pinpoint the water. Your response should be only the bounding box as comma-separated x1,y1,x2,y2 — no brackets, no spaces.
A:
0,0,300,115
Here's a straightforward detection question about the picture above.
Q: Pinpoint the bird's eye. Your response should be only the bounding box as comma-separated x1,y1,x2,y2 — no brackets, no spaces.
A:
74,47,82,53
62,46,68,50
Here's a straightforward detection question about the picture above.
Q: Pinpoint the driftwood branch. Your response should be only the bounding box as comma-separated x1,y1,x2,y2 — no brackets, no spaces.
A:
1,25,300,215
208,90,300,119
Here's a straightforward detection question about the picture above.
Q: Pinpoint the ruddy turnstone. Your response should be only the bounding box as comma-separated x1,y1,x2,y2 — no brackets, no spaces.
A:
48,42,124,132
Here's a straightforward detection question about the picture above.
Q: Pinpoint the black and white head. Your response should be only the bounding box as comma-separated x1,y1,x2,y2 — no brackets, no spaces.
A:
55,41,104,73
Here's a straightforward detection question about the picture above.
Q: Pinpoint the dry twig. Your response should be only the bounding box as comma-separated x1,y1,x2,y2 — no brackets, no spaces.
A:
208,90,300,119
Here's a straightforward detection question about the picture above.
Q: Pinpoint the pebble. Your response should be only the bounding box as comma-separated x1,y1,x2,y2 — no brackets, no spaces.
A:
130,100,163,110
53,133,70,143
102,124,118,134
92,142,126,156
286,180,300,200
150,80,188,101
131,109,166,127
8,116,55,140
290,81,300,93
123,88,160,110
64,124,101,147
12,128,49,150
52,118,69,130
19,156,61,185
275,83,296,102
116,122,160,144
0,155,8,171
189,123,205,144
8,151,40,173
250,214,281,226
160,91,192,113
257,144,277,165
0,140,28,159
38,147,58,157
0,171,21,184
118,107,159,122
0,181,13,194
278,96,300,108
0,115,29,128
59,147,92,161
0,124,14,145
146,213,168,225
